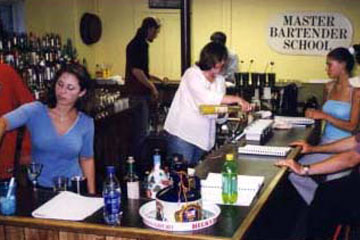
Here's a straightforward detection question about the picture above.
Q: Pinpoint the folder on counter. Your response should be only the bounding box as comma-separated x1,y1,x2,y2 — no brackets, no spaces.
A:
201,173,264,206
32,191,103,221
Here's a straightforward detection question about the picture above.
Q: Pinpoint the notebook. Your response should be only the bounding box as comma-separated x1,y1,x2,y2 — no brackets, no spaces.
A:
201,173,264,206
238,144,291,157
274,116,314,125
32,191,103,221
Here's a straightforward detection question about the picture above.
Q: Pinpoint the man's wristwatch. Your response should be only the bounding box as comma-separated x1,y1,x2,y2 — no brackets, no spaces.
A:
301,164,310,176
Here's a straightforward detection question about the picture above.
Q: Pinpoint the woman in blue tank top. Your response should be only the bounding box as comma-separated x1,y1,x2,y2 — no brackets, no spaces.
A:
289,47,360,205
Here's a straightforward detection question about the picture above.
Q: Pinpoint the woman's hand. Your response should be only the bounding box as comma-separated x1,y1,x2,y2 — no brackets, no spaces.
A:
275,159,303,175
305,108,327,120
238,98,252,112
289,140,313,154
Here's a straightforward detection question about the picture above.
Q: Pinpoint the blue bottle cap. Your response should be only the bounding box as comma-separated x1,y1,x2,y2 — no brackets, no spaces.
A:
106,166,116,174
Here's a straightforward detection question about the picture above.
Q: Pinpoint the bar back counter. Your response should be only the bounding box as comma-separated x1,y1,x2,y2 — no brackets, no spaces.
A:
0,121,320,240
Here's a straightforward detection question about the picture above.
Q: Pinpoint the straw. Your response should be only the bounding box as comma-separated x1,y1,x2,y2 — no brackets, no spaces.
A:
6,177,15,198
264,62,269,73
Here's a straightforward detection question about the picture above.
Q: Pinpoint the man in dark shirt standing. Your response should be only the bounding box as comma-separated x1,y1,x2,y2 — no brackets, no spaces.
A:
125,17,162,169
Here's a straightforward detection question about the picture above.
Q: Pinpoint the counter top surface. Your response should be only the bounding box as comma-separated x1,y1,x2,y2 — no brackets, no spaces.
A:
0,125,316,240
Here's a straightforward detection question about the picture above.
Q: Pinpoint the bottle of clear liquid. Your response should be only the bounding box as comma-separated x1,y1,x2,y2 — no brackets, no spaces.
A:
124,156,140,199
222,153,238,204
103,166,121,225
199,105,242,115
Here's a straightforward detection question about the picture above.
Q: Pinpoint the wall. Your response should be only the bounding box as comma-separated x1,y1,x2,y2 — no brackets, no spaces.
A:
24,0,97,75
192,0,360,81
24,0,360,81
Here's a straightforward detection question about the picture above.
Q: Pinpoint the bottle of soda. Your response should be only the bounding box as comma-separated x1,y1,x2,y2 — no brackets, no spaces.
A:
103,166,121,225
124,156,140,199
222,153,238,204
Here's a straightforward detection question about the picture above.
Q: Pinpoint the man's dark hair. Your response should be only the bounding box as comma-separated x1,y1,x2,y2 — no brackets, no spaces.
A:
135,17,161,39
327,47,355,74
46,63,91,111
353,44,360,65
210,32,227,45
197,42,228,71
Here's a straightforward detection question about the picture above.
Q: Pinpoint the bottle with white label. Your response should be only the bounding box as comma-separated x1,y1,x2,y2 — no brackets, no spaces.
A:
124,156,140,199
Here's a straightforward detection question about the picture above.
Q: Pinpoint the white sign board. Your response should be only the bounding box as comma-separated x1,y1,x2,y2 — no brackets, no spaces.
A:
267,12,353,56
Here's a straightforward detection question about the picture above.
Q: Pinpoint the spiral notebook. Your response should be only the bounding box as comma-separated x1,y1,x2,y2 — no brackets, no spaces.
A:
201,173,264,206
274,116,314,125
238,145,291,157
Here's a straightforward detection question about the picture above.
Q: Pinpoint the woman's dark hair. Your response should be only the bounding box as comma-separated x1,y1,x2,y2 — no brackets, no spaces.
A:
135,17,161,40
46,63,91,111
327,47,355,74
210,32,227,45
196,42,228,71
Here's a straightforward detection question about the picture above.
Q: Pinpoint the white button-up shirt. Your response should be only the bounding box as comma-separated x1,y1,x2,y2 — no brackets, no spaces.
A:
164,65,226,151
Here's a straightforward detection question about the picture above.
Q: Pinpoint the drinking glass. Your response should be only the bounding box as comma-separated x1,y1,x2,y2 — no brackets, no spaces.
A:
27,163,43,190
227,119,240,143
227,111,246,143
53,176,68,192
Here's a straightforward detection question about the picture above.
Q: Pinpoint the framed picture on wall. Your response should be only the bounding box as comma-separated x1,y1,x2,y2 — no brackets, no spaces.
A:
149,0,181,9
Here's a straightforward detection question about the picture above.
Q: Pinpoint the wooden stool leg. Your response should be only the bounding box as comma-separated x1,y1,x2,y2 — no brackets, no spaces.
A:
344,225,351,240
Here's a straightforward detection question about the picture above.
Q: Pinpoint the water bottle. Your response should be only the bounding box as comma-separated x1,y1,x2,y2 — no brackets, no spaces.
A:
222,153,238,204
103,166,121,225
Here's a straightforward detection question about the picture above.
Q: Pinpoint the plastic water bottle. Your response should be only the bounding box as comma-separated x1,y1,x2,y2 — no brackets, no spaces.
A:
222,153,238,204
103,166,121,225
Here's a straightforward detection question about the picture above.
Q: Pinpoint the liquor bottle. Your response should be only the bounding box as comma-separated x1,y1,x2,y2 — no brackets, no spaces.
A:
95,64,103,78
146,149,169,199
222,153,238,204
103,166,121,225
124,156,140,199
199,104,242,115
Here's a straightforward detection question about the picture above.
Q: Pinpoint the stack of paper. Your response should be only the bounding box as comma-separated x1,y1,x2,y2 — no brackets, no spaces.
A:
201,173,264,206
32,191,103,221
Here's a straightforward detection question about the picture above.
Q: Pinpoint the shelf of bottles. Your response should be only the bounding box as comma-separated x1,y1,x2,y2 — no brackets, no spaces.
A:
90,87,130,121
0,32,79,100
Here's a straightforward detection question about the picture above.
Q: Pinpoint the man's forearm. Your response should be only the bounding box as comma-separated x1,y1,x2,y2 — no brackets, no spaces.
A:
0,118,8,146
311,136,357,153
132,68,156,92
307,150,360,175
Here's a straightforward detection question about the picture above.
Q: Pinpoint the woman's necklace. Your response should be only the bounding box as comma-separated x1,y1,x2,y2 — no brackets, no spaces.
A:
59,113,68,122
50,109,71,123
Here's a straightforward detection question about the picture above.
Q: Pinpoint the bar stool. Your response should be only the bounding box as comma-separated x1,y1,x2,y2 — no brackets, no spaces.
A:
332,224,350,240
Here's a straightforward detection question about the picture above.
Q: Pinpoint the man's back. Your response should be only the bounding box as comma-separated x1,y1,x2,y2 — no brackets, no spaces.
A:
125,36,150,96
0,64,34,179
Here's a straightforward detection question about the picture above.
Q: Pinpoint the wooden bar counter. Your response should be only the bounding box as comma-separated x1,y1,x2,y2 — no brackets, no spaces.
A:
0,125,318,240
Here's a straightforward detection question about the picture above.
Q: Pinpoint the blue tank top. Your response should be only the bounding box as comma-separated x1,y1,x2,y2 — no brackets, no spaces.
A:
322,100,352,141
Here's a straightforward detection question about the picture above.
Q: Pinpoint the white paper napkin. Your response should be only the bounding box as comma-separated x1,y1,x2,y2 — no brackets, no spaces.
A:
32,191,103,221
